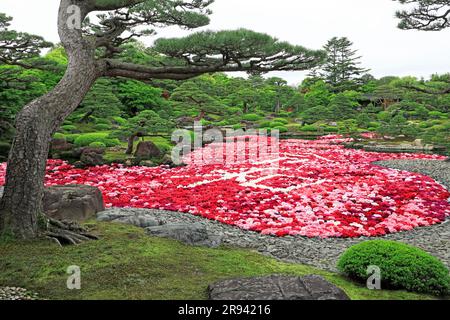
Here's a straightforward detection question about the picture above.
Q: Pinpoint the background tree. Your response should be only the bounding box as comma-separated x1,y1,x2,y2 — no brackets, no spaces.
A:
320,37,369,92
170,80,225,121
73,78,124,123
114,110,172,154
395,0,450,31
0,0,325,239
116,79,169,117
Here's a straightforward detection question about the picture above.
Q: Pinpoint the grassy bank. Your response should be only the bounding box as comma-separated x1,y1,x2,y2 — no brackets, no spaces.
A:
0,222,438,300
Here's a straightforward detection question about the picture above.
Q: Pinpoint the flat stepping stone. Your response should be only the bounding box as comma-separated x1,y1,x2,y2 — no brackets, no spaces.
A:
97,210,162,228
208,275,350,300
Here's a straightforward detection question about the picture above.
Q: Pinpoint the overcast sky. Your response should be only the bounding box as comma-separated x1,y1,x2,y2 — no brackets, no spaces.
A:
1,0,449,85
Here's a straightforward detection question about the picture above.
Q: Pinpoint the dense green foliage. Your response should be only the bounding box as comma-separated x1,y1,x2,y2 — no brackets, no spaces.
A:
0,222,438,300
337,240,450,296
1,38,449,158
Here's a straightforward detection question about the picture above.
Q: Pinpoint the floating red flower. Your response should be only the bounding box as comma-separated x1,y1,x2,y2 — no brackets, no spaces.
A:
0,137,448,238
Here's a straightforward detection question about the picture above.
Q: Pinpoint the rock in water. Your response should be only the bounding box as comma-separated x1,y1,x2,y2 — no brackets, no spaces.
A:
208,275,350,300
134,141,162,159
146,223,222,248
43,185,105,222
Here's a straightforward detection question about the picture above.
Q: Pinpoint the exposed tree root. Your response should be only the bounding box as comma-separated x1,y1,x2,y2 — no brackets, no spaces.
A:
43,217,99,246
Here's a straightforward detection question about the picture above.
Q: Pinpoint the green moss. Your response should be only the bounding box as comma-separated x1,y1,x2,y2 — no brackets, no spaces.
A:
0,223,439,300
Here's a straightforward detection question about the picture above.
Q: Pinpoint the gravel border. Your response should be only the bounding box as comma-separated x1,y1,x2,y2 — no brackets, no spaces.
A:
100,159,450,272
0,287,39,301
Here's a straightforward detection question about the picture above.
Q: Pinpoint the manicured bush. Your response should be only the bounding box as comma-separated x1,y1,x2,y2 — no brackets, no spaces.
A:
89,142,107,149
272,126,288,133
337,240,450,296
232,124,243,130
270,121,286,128
94,124,111,131
61,125,78,133
74,133,120,147
286,124,303,133
242,113,262,122
64,134,80,144
258,121,272,128
299,125,318,132
272,118,289,125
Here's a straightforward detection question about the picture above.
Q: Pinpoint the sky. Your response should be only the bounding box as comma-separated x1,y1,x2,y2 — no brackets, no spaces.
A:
1,0,449,85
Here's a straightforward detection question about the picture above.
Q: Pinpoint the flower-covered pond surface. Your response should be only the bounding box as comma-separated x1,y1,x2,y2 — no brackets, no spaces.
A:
1,136,449,238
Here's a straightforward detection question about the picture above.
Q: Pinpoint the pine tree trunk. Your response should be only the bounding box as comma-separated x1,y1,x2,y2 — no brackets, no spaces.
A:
0,49,100,239
126,133,139,155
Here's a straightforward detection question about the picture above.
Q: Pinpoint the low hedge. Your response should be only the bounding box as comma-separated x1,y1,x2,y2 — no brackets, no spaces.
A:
337,240,450,296
272,118,289,125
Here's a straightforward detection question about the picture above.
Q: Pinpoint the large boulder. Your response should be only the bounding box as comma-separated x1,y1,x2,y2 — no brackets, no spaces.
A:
146,223,222,248
134,141,162,159
208,275,350,300
43,185,105,222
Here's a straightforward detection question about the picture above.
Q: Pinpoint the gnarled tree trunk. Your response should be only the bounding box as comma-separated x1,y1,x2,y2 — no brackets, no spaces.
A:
0,0,101,239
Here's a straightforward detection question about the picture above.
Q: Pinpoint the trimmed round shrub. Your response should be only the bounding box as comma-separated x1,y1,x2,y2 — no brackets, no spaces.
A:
299,125,318,132
74,133,120,147
242,113,262,122
272,118,289,125
272,126,288,133
286,124,303,133
270,121,286,128
94,124,111,131
322,126,339,133
258,121,272,128
61,125,78,133
53,133,66,140
89,142,107,149
337,240,450,296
